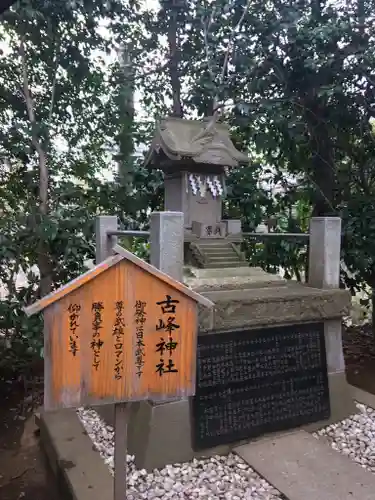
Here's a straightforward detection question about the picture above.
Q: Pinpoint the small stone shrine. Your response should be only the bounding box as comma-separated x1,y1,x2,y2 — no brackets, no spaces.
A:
103,117,354,471
144,116,247,268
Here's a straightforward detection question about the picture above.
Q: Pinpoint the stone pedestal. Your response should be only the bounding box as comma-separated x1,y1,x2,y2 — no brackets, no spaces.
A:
122,273,353,470
96,215,354,472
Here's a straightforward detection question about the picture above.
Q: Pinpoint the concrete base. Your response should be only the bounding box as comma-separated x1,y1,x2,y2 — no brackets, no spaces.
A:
97,372,355,472
127,400,193,468
328,371,357,423
236,430,375,500
36,408,113,500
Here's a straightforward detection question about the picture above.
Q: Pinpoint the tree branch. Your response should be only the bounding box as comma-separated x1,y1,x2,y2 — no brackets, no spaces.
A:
19,35,48,211
201,6,217,86
199,0,250,128
219,0,251,91
20,36,37,128
19,36,47,164
48,40,60,124
19,34,52,296
135,62,169,81
167,1,183,117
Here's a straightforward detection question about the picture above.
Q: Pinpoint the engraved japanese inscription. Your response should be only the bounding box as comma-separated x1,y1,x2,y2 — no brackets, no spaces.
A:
113,300,125,380
91,302,104,370
68,303,81,357
155,294,179,376
192,322,330,450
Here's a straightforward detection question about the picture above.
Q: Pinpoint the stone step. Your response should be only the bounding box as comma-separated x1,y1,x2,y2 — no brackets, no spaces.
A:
206,257,242,264
204,250,240,257
185,266,275,279
235,430,375,500
207,256,241,263
205,251,238,257
185,275,287,292
198,246,236,254
197,243,233,249
200,248,235,254
204,262,244,268
205,253,239,260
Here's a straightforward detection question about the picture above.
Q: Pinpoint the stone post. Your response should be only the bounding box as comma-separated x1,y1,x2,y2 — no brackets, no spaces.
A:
150,211,184,282
150,212,184,407
95,215,118,264
93,216,120,427
308,217,341,290
127,211,198,470
308,217,354,420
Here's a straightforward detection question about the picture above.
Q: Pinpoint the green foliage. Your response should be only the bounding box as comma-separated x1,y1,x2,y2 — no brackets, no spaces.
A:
120,236,150,262
244,237,308,282
241,190,311,281
2,0,375,372
0,0,158,371
224,161,269,231
341,179,375,294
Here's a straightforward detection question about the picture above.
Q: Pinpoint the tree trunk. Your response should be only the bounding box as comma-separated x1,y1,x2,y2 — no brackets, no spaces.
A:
167,2,183,117
305,101,336,217
20,35,53,298
38,243,53,298
37,148,53,298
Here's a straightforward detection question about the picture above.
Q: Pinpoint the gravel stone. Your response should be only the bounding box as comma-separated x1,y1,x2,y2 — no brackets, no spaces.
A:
78,400,375,497
77,408,283,499
314,401,375,473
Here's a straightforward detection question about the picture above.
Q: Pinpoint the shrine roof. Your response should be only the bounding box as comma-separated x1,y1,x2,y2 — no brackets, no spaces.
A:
144,117,249,169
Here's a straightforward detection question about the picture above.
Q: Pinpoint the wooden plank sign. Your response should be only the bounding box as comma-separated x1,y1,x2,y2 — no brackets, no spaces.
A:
24,244,213,411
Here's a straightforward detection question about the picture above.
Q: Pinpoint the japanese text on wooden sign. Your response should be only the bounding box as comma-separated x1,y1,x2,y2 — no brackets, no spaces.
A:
25,248,213,411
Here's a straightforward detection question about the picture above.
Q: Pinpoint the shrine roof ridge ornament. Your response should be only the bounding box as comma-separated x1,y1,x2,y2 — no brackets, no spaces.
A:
144,117,249,169
24,243,214,317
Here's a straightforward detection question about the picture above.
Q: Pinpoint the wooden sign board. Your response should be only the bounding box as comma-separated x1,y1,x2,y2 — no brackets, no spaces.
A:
24,245,213,411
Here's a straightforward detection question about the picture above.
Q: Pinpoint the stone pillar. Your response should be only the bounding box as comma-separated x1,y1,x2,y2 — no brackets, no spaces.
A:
127,211,197,470
93,216,120,426
150,211,184,282
95,215,118,264
150,212,184,403
308,217,341,289
308,217,355,421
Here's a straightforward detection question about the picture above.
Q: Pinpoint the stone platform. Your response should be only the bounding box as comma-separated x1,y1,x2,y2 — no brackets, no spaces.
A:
195,274,351,331
190,266,355,440
184,265,286,291
236,430,375,500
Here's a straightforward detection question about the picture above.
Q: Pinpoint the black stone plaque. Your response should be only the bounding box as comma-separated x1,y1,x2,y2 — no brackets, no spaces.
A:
191,322,330,450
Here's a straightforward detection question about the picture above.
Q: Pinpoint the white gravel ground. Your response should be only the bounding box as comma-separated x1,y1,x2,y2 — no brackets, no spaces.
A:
78,401,375,499
314,401,375,472
77,408,283,500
